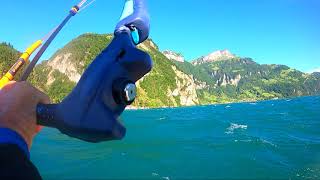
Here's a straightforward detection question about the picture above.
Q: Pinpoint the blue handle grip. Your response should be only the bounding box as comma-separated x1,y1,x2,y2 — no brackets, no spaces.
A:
115,0,150,44
36,29,153,143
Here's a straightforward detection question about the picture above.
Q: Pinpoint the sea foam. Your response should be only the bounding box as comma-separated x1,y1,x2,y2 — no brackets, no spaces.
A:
225,123,248,134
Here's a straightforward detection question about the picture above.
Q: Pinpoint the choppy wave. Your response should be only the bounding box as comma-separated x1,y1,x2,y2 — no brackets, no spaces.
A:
260,139,277,147
31,96,320,179
234,137,277,148
151,172,170,180
225,123,248,134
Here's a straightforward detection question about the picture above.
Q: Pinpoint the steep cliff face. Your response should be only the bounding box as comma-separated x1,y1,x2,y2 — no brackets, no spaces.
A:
218,74,242,86
171,66,199,106
138,39,158,52
47,53,81,83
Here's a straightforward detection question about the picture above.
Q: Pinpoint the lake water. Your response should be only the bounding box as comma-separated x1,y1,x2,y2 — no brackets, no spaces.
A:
31,96,320,179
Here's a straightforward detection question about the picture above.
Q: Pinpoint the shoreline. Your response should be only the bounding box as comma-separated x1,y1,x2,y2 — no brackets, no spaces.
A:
125,95,319,110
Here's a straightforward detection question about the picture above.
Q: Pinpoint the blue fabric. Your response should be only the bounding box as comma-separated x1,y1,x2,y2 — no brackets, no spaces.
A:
115,0,150,44
119,0,134,21
0,128,29,158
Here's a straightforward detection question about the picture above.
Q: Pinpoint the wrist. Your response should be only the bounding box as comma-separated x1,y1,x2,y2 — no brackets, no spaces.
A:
0,112,34,149
0,127,30,158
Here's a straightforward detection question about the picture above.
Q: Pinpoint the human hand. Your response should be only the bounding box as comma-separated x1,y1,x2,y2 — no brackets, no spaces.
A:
0,81,50,149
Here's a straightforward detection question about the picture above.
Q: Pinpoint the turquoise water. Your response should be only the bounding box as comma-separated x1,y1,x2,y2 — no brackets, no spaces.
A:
31,96,320,179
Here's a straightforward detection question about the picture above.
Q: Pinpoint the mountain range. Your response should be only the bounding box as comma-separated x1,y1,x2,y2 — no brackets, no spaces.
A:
1,34,319,108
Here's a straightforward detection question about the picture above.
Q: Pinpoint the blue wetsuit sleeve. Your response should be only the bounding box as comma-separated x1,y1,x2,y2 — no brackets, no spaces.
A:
0,128,29,159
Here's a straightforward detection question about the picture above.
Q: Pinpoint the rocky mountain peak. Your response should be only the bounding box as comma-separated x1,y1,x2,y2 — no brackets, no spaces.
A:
192,49,236,65
162,50,185,62
309,68,320,74
312,72,320,78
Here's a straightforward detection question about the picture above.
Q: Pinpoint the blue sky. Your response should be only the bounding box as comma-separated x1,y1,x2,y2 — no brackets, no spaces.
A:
0,0,319,72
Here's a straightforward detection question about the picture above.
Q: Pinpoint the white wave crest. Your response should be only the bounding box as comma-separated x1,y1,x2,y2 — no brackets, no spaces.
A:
159,117,166,120
152,172,159,176
261,139,277,147
225,123,248,134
